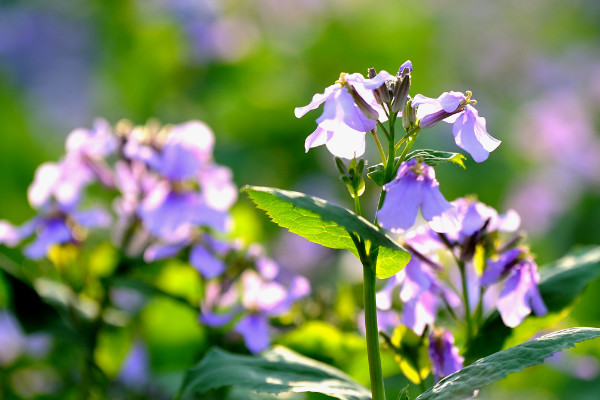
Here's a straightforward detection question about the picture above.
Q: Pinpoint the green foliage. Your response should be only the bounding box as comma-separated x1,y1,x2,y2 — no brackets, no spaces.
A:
176,346,372,400
417,327,600,400
367,150,466,187
242,186,410,279
465,246,600,362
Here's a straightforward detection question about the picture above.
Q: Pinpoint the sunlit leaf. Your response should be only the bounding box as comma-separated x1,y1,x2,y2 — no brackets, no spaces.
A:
417,327,600,400
177,346,372,400
243,186,410,279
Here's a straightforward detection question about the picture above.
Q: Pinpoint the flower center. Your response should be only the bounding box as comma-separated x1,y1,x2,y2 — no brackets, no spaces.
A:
335,72,348,86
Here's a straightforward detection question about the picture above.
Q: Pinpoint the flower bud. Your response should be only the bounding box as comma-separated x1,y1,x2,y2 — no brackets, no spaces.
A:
368,67,391,104
335,157,347,176
402,99,417,131
392,73,411,114
348,85,380,121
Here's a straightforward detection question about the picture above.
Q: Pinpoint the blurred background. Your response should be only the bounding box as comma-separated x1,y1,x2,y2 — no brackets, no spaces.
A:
1,0,600,399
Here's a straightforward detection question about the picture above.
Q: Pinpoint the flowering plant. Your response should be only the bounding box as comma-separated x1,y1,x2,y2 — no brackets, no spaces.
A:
1,61,600,400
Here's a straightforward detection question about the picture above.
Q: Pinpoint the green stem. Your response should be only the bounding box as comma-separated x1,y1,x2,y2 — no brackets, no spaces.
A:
354,192,362,217
363,259,386,400
457,260,474,342
371,130,387,164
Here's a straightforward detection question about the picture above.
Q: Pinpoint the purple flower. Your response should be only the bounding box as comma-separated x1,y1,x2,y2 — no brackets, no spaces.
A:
377,158,455,233
234,270,310,353
295,71,395,159
376,257,459,335
27,159,94,211
494,258,547,327
118,340,150,389
144,233,229,279
138,181,231,238
435,197,520,244
0,206,110,260
428,329,464,382
147,121,215,181
412,91,501,162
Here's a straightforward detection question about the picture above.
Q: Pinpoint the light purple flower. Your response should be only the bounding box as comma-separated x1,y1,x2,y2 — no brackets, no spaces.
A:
65,118,117,159
413,91,501,162
377,158,455,233
144,233,229,279
0,310,26,366
118,340,150,389
148,121,215,181
428,329,464,382
0,206,110,260
27,159,94,211
436,197,520,244
495,258,547,327
138,181,230,238
376,257,459,335
295,71,395,159
234,270,310,353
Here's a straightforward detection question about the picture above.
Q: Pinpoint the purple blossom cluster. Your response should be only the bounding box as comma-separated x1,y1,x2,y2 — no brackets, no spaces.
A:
375,198,547,379
199,244,310,353
295,61,501,163
0,118,311,357
0,119,237,267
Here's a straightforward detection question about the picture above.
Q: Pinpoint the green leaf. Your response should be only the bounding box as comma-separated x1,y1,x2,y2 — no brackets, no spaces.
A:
398,385,410,400
465,246,600,363
417,327,600,400
367,150,465,187
176,346,372,400
243,186,410,279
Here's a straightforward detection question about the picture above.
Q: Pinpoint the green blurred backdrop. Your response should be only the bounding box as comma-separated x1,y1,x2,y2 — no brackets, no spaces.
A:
1,0,600,398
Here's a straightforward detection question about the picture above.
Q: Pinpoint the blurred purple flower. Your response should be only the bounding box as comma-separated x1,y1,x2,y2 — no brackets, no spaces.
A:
295,71,395,159
428,329,463,382
139,182,231,238
376,257,459,335
494,258,547,327
436,197,520,244
413,92,501,162
144,233,229,279
27,159,94,211
118,340,150,389
0,207,110,260
377,158,455,233
234,270,310,353
0,310,26,366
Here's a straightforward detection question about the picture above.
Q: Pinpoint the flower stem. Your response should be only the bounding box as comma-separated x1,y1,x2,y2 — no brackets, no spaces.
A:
371,130,387,165
457,260,474,342
363,258,386,400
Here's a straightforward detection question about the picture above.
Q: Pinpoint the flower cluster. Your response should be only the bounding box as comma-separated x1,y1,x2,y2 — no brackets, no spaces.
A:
0,118,310,357
0,119,237,267
375,198,547,379
199,244,310,353
296,61,501,163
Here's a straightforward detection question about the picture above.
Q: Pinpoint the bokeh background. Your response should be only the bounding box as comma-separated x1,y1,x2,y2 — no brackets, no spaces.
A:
1,0,600,399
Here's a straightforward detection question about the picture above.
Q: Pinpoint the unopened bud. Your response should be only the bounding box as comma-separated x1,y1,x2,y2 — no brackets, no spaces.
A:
391,73,411,114
402,99,417,130
348,85,379,121
335,157,347,176
368,67,391,104
357,159,365,175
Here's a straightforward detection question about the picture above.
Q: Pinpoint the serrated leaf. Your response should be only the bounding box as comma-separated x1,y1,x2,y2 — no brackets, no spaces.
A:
243,186,410,279
367,150,465,187
465,246,600,363
176,346,372,400
417,327,600,400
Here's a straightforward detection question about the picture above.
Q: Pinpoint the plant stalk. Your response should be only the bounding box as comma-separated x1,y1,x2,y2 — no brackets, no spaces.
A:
363,260,386,400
